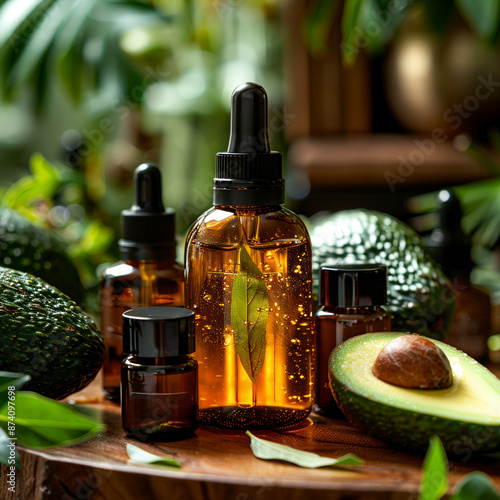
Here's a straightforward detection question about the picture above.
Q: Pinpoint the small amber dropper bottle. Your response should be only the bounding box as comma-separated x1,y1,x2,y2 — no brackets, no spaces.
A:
315,264,391,414
121,307,198,441
100,163,184,400
425,190,491,361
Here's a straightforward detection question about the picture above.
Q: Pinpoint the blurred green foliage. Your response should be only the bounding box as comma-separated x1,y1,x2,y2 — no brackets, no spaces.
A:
305,0,500,64
0,0,283,117
1,153,116,291
0,0,171,115
0,0,285,304
408,131,500,291
0,0,284,237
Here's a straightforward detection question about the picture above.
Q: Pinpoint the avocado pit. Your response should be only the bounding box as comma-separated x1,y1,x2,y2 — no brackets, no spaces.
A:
372,334,453,389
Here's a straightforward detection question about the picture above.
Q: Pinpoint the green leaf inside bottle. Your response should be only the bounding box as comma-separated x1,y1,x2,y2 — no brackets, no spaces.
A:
231,245,269,383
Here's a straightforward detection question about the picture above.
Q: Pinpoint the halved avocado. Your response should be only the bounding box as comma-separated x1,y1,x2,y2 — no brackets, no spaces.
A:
329,332,500,455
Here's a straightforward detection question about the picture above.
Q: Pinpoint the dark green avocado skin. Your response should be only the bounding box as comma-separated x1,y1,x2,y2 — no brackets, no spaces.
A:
311,209,455,340
329,333,500,456
331,379,500,455
0,208,86,304
0,267,104,399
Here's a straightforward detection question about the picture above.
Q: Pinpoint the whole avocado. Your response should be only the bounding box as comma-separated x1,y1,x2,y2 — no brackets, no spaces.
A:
0,208,86,304
311,209,454,339
0,267,104,399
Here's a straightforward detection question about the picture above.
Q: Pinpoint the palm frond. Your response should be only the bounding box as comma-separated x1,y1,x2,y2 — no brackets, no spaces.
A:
0,0,172,114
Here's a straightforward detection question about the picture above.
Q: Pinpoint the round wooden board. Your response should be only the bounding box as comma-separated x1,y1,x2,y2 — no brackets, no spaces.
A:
2,401,500,499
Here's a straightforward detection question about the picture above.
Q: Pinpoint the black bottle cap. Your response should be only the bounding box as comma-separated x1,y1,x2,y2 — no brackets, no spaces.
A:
119,163,176,260
424,190,473,279
214,82,284,206
320,264,388,307
122,307,195,357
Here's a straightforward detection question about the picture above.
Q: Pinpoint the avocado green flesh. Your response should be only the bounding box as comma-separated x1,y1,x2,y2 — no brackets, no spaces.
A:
329,333,500,453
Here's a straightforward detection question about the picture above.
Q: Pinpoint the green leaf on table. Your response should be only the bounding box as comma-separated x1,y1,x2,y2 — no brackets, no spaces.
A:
246,431,363,469
0,391,105,448
126,443,181,468
231,246,269,383
451,471,500,500
0,426,20,468
0,372,30,409
420,436,448,500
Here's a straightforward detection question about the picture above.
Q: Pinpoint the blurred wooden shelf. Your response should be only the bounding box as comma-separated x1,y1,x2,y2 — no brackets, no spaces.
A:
289,135,494,189
2,400,500,500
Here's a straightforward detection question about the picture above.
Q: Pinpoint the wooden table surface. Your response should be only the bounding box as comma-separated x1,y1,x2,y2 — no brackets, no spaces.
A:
2,399,500,500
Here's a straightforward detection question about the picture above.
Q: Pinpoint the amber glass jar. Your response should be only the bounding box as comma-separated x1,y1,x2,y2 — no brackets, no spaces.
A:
315,264,391,414
121,307,198,441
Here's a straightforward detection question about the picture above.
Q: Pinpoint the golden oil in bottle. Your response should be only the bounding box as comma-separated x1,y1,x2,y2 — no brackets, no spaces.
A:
185,83,314,429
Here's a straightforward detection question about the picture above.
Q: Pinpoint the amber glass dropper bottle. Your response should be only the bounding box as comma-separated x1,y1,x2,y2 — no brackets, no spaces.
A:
100,163,184,400
185,82,314,430
425,190,491,361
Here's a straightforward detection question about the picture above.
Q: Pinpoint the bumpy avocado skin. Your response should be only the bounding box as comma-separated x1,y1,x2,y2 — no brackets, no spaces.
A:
0,267,104,399
329,333,500,455
311,209,455,340
0,208,86,304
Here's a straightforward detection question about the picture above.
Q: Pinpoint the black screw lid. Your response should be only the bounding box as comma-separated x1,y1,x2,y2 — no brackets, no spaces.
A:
122,307,195,357
320,264,388,307
424,190,473,279
119,163,176,260
214,82,284,206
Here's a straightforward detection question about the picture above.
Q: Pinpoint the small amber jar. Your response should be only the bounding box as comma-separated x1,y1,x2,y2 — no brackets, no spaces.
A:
315,264,391,415
121,307,198,441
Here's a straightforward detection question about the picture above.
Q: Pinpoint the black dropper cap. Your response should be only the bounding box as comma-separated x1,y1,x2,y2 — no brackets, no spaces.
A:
320,264,388,308
424,190,473,279
119,163,176,261
214,82,284,206
122,307,195,357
